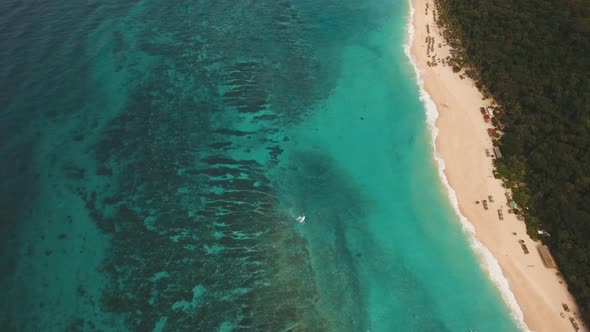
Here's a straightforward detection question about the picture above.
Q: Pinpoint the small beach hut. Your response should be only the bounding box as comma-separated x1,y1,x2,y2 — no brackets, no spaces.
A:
537,245,557,269
493,146,502,158
537,224,551,236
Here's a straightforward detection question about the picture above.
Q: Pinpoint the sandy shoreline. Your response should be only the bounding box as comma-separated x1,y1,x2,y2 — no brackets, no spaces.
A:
408,0,585,331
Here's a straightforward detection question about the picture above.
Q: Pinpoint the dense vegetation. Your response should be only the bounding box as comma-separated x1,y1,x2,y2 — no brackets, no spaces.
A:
434,0,590,323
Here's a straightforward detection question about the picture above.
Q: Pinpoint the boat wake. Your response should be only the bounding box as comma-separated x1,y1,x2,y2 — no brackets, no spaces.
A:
287,207,306,224
296,215,306,224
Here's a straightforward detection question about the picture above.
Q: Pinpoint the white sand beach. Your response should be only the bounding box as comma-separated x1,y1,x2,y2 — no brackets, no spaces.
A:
409,0,586,331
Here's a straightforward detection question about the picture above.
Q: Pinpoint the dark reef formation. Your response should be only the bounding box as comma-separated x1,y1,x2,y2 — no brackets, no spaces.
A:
77,0,361,330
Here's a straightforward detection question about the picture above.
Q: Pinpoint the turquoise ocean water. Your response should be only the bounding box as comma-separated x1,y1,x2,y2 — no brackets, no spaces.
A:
0,0,522,330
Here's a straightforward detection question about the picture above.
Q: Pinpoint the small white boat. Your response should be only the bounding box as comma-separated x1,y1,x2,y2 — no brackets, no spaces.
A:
296,215,305,224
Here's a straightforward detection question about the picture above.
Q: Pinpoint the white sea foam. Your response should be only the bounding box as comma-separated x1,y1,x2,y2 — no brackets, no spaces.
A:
403,2,530,331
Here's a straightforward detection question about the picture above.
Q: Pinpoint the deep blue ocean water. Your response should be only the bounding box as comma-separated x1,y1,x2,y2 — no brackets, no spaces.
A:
0,0,521,330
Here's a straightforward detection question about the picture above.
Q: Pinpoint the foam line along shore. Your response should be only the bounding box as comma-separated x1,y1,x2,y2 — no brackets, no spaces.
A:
406,0,586,331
